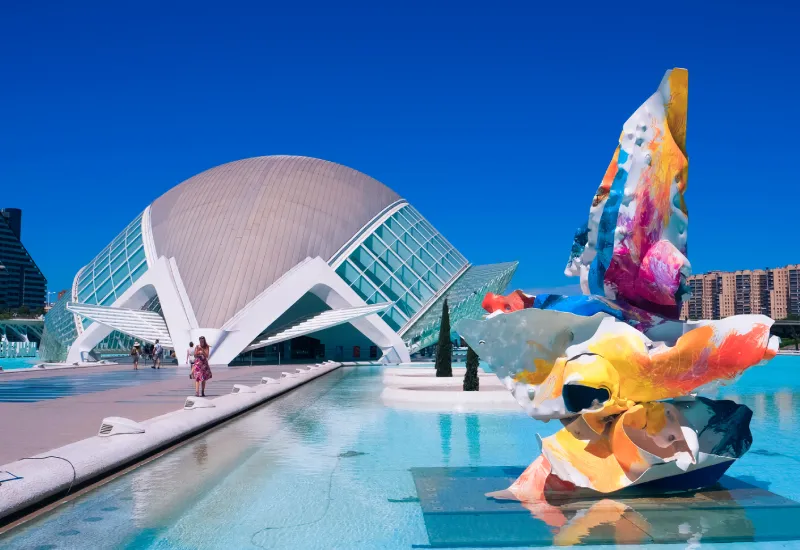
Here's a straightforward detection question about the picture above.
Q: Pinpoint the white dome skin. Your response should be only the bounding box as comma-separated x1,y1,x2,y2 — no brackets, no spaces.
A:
149,155,401,327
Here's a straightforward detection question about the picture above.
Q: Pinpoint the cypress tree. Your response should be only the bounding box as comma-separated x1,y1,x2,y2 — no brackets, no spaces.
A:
463,345,479,391
435,299,452,377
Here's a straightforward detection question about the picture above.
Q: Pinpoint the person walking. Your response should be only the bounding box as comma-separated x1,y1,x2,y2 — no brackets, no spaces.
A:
131,342,141,370
152,339,163,369
186,341,195,378
192,336,212,397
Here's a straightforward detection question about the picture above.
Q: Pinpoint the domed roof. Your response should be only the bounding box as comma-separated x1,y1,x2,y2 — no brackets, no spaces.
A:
149,156,402,327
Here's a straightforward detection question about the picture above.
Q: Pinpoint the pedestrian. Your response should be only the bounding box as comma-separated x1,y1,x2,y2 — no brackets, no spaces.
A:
131,342,141,370
152,339,163,369
144,343,153,366
186,341,195,378
192,336,212,397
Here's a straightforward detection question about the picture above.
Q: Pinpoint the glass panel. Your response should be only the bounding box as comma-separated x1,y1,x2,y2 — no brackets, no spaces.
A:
396,265,418,290
425,270,443,291
94,266,111,289
100,291,118,306
130,261,148,281
413,280,434,301
349,247,374,272
409,225,428,246
439,255,459,275
400,207,420,222
381,310,401,331
111,261,130,286
433,262,450,279
111,234,125,251
364,234,388,257
349,275,374,302
378,247,403,273
417,247,437,269
128,246,146,275
375,225,398,246
386,217,406,236
392,239,412,262
78,268,93,287
127,222,142,241
95,278,113,304
401,231,423,253
336,261,360,285
362,259,391,289
110,248,126,272
424,241,444,261
392,212,411,230
379,276,403,302
408,256,429,279
397,292,423,317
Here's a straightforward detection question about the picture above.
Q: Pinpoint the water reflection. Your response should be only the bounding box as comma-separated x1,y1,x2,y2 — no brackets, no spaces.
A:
416,467,800,547
466,415,481,463
439,414,452,464
776,390,794,430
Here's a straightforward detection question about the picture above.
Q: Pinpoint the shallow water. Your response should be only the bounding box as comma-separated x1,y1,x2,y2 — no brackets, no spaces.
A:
2,357,800,549
0,357,39,371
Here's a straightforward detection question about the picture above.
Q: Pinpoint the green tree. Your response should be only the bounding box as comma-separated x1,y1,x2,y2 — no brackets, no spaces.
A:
463,345,480,391
435,299,452,377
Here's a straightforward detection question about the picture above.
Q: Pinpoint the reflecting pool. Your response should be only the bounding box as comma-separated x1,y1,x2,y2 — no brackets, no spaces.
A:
3,357,800,549
0,357,39,371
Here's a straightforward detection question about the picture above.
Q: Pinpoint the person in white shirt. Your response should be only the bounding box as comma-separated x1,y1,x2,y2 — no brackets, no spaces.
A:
152,339,164,369
186,341,195,378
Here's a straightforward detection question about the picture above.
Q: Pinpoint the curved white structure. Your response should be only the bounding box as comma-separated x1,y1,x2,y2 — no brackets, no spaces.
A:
42,156,518,365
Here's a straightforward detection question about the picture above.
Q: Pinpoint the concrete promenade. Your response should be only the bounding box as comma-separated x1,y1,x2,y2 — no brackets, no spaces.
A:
0,362,308,465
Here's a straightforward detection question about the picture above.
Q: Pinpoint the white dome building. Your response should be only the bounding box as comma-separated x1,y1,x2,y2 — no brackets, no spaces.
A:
42,156,517,365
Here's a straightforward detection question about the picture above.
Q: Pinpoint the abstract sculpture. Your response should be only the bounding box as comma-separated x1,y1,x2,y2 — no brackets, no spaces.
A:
455,68,780,502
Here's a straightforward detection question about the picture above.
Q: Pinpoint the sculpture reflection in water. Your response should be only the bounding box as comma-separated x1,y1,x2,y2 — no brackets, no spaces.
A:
455,68,780,502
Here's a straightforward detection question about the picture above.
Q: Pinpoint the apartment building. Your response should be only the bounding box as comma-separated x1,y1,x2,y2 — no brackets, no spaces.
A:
680,264,800,320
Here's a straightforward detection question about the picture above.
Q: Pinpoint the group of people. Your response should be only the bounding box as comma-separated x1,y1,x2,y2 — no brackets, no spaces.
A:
130,337,213,397
129,340,164,370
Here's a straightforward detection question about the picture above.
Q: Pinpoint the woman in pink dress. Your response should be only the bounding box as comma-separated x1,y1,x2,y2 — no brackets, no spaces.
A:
192,336,212,397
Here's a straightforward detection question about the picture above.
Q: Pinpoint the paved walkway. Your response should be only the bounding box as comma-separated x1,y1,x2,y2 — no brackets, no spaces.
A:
0,362,313,465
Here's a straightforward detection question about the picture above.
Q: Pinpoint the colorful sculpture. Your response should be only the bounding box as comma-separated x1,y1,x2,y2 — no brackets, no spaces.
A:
455,68,780,501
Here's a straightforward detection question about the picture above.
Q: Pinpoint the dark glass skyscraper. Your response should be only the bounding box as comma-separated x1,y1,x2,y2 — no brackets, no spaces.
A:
0,208,47,310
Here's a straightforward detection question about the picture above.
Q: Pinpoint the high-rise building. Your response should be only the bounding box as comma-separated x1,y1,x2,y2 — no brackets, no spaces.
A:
0,208,47,311
681,264,800,320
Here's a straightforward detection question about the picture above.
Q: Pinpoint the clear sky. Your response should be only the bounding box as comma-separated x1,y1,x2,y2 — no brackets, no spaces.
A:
2,1,797,296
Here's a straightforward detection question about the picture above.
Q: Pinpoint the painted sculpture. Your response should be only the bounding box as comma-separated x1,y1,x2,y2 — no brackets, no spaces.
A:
455,68,780,501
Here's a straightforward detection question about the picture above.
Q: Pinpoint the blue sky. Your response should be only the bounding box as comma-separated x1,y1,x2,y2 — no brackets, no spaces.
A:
2,1,797,296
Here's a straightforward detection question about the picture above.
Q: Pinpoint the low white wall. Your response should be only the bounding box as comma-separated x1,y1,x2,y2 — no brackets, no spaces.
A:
380,385,520,413
0,362,343,522
382,373,501,388
383,366,487,377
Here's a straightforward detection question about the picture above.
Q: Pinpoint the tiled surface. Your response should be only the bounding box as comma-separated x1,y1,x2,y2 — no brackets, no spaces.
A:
0,363,310,464
0,368,185,402
411,467,800,547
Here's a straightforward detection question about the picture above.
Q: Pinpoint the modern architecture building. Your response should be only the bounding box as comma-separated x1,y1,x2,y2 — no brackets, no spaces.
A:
0,208,47,311
680,264,800,321
41,156,517,364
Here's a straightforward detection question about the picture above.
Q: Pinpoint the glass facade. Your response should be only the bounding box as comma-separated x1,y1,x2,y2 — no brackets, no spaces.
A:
402,261,518,353
75,212,147,308
40,213,150,362
39,295,79,362
334,205,468,332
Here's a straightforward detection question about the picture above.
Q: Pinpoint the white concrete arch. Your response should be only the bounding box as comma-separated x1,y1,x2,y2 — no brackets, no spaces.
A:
212,256,410,365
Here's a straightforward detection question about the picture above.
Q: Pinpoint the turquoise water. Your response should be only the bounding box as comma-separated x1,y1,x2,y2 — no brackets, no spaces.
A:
2,358,800,549
0,357,39,371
